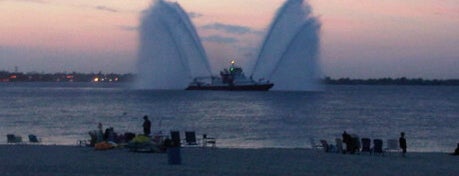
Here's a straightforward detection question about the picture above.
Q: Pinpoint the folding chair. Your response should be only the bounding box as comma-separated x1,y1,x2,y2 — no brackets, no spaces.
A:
28,134,41,144
373,139,384,156
361,138,372,154
202,134,216,148
184,131,198,146
6,134,22,144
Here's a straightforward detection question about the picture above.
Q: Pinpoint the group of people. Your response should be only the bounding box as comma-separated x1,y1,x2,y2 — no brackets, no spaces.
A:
341,131,359,154
341,131,459,156
341,131,407,156
100,116,459,155
91,115,152,144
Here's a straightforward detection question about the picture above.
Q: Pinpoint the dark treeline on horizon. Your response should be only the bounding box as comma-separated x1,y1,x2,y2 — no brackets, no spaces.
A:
0,71,134,83
324,77,459,86
1,70,458,85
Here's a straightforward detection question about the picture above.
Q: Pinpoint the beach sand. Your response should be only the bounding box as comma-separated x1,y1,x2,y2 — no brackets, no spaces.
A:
0,145,457,176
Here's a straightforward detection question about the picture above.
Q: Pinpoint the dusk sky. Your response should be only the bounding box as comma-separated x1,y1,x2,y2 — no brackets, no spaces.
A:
1,0,458,79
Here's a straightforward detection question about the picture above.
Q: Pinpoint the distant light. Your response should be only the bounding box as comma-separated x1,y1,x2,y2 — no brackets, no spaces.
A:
231,60,235,65
93,77,99,82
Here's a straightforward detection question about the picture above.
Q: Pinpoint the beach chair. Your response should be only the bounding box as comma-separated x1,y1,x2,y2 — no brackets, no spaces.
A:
372,139,384,155
170,131,181,147
88,131,98,147
385,139,400,154
320,140,336,152
335,138,344,153
349,135,360,154
310,138,323,150
28,134,41,144
7,134,22,144
184,131,198,146
7,134,16,143
202,134,216,148
77,139,89,147
361,138,372,154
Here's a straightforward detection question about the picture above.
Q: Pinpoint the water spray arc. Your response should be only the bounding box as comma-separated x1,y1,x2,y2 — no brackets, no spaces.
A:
268,20,321,90
136,0,212,89
136,0,321,91
251,0,321,91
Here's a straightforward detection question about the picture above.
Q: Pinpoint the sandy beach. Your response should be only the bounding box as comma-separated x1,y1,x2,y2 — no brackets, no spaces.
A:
0,145,457,176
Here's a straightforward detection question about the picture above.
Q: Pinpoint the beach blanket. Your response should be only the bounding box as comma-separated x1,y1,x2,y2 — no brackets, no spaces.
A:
131,135,151,143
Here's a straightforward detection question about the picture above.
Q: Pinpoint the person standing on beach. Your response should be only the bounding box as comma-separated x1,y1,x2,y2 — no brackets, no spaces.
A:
96,123,104,142
143,115,151,136
399,132,407,157
98,123,103,132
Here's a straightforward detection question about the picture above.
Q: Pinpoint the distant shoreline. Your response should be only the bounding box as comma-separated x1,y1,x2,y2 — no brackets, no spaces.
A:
323,77,459,86
1,71,458,85
0,71,134,83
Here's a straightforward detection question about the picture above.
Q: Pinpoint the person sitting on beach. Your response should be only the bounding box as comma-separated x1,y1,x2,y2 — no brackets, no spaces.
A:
163,137,172,150
342,131,352,153
143,115,151,136
104,128,110,141
106,127,117,142
98,123,103,133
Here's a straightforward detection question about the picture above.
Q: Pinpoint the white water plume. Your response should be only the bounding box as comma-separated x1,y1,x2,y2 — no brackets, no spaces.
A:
251,0,321,91
136,0,212,89
136,0,321,91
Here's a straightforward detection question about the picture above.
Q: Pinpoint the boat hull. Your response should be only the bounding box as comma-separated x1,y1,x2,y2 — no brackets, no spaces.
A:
186,83,274,91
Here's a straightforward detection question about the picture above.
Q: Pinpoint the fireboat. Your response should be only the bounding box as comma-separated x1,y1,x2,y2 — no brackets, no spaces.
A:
186,60,274,91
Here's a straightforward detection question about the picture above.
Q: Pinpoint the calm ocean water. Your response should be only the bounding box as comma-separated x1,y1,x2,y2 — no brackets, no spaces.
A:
0,82,458,152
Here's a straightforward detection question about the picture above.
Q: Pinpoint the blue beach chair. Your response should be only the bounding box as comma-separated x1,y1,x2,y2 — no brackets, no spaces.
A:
361,138,372,154
6,134,23,144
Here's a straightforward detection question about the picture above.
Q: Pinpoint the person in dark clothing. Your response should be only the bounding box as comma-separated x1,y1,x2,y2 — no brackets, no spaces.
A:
104,128,110,140
342,131,352,154
452,143,459,155
399,132,407,157
143,115,151,136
